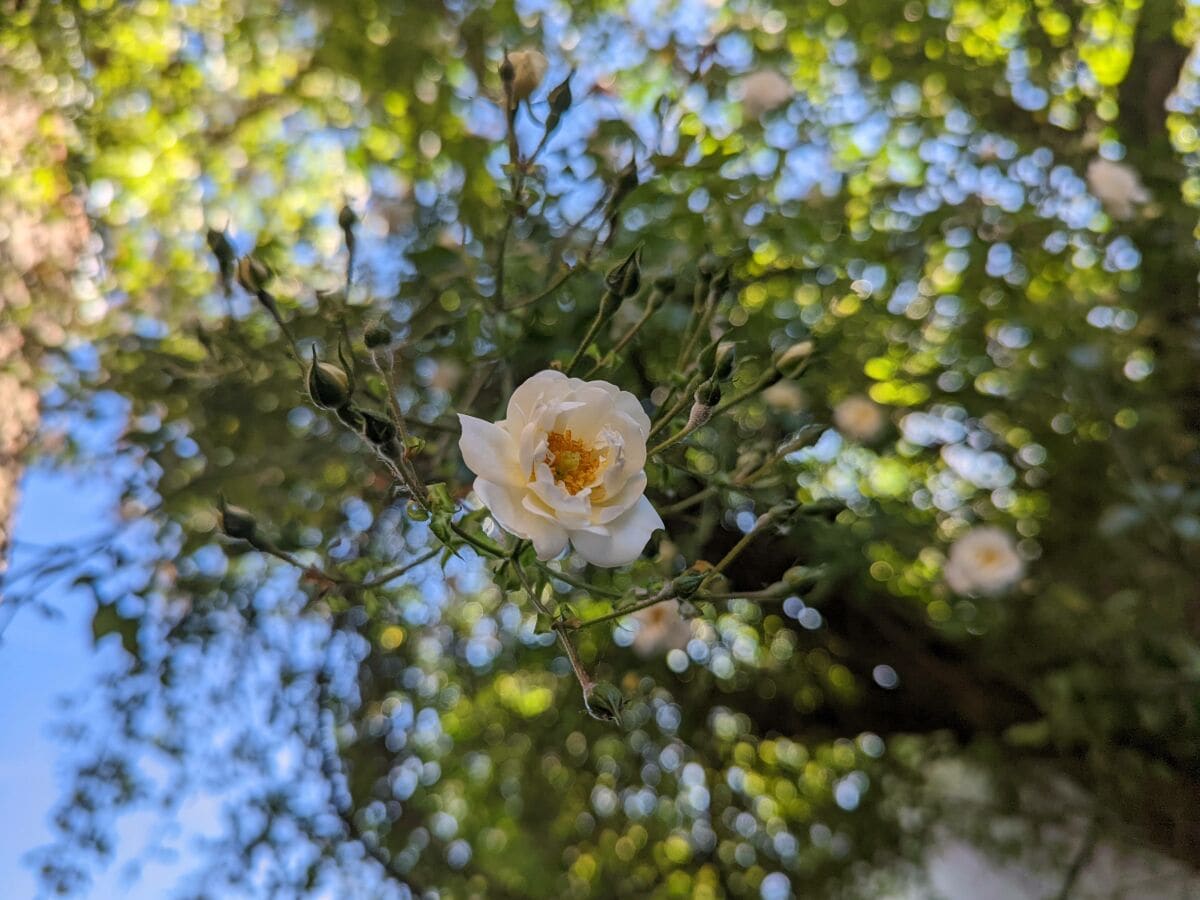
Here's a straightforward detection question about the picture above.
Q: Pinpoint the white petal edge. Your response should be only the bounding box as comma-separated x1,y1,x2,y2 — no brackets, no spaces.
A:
458,414,522,487
474,478,568,560
569,495,663,568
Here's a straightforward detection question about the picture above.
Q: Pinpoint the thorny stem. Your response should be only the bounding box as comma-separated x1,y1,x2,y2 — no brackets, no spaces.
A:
584,290,663,377
506,263,582,311
244,537,436,593
450,521,505,558
360,548,440,589
676,281,721,371
369,350,427,504
647,372,703,440
703,504,793,585
647,412,709,457
531,560,624,599
513,559,593,691
564,293,613,376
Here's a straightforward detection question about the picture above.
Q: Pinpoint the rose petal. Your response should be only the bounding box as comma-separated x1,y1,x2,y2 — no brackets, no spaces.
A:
569,495,663,568
580,378,652,435
458,414,522,486
475,478,568,560
506,370,569,430
591,470,646,524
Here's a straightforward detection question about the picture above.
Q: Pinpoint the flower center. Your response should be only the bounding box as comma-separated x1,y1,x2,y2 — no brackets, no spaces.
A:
545,429,601,495
977,547,1002,567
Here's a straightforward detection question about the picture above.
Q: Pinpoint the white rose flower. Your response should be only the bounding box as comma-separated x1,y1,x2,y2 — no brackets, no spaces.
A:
944,526,1025,596
737,69,794,121
833,394,886,443
630,602,692,658
458,370,663,567
1086,158,1150,221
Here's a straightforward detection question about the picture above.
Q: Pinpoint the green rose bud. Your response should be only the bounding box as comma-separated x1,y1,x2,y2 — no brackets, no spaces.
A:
235,255,271,295
583,681,625,727
364,323,392,349
307,345,352,410
217,494,258,542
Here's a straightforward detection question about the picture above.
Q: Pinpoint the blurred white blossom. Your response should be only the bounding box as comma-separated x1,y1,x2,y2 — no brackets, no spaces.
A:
1087,158,1150,221
833,394,886,443
944,526,1024,596
507,50,548,107
630,602,692,657
737,70,794,121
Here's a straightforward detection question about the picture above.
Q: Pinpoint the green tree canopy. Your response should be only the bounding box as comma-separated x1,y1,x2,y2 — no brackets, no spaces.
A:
4,0,1200,896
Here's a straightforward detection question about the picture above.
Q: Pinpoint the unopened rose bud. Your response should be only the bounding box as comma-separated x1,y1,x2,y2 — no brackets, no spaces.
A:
545,71,573,132
687,379,721,430
307,345,352,410
673,569,708,599
218,495,258,542
206,228,235,296
583,681,625,726
364,323,392,349
774,341,814,378
605,245,643,299
360,409,397,447
506,49,548,108
235,256,271,295
714,343,736,380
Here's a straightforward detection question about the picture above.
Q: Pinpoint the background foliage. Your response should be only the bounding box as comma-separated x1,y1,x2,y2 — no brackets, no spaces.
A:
4,0,1200,896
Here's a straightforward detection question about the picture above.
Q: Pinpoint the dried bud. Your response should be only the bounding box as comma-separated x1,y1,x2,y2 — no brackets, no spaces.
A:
507,49,548,107
686,380,721,430
499,51,515,86
774,341,814,378
364,323,392,349
583,681,625,727
218,495,258,542
605,245,643,299
337,204,358,231
307,345,352,410
360,409,397,447
235,255,270,295
712,265,732,295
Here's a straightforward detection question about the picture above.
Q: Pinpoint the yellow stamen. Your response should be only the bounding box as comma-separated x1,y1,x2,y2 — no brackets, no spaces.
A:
544,429,601,495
